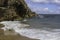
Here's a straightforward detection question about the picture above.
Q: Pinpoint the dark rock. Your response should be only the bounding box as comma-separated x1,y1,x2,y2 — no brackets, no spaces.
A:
0,0,36,21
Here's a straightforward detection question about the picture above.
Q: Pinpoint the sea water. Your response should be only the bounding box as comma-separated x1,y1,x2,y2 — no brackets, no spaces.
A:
1,15,60,40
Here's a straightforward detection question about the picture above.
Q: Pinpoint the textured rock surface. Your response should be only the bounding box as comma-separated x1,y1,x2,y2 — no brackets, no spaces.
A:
0,0,36,21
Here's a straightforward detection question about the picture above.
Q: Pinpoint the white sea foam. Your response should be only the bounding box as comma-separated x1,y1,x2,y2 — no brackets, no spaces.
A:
19,28,60,40
0,21,60,40
0,21,29,31
23,19,27,22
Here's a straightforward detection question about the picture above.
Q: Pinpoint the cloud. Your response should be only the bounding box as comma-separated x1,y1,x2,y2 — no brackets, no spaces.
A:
43,8,49,11
32,7,49,12
31,0,48,3
31,7,60,14
25,0,60,14
31,0,60,4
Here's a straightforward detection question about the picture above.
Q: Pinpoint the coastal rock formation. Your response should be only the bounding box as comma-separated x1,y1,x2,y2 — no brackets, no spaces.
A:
0,0,36,21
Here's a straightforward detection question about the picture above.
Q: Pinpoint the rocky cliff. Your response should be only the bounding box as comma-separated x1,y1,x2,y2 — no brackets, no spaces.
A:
0,0,36,21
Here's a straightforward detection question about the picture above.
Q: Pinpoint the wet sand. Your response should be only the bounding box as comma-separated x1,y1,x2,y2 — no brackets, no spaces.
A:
0,22,39,40
0,29,38,40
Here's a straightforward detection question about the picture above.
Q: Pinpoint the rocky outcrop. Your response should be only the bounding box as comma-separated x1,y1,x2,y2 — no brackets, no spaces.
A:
0,0,36,21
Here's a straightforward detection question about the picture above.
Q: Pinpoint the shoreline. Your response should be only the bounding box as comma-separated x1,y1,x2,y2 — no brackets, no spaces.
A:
0,29,39,40
0,21,39,40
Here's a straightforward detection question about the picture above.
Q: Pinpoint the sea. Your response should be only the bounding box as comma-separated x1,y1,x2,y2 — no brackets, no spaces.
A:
1,14,60,40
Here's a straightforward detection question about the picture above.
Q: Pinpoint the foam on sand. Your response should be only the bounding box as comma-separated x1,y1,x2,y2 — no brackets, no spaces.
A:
0,21,29,31
0,21,60,40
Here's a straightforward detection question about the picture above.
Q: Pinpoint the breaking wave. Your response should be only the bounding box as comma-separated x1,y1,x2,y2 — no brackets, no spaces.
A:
0,21,60,40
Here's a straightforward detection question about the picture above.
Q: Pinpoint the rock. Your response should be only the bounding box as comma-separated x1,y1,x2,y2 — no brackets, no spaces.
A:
0,24,4,28
0,0,36,21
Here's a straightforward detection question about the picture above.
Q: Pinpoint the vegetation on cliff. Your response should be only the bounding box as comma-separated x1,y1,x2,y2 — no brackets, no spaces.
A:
0,0,36,21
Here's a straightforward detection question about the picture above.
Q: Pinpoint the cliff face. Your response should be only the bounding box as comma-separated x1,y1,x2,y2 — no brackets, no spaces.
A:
0,0,35,21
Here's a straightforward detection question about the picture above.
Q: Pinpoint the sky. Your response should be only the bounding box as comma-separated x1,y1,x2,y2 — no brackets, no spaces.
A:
25,0,60,14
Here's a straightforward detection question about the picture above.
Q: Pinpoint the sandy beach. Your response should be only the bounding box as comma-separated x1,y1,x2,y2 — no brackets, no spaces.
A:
0,23,38,40
0,29,38,40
